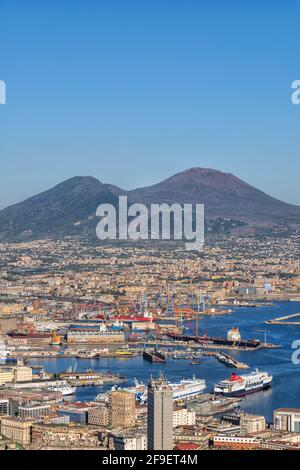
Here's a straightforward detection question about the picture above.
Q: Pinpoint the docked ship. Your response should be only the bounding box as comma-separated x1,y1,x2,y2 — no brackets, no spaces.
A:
0,337,8,364
47,381,77,396
50,331,62,345
110,311,157,331
75,350,100,359
227,327,241,342
171,376,206,400
104,375,206,403
167,328,260,349
113,310,156,322
214,369,273,397
114,349,136,357
113,321,126,331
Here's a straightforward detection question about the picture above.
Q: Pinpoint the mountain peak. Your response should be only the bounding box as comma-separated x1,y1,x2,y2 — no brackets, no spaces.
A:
53,175,102,189
0,168,300,240
163,167,241,184
138,167,247,195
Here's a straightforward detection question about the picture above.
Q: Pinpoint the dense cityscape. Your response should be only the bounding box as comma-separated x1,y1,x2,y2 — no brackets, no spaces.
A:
2,0,300,460
0,234,299,451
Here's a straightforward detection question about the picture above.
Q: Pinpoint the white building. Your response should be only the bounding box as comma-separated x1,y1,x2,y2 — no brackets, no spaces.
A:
173,408,196,428
240,414,266,434
274,408,300,433
113,431,147,450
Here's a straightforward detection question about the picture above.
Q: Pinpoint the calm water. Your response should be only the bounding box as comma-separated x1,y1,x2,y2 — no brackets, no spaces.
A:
27,302,300,422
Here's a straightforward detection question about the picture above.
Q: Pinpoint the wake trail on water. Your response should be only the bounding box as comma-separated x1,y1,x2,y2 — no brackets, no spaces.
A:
257,349,292,364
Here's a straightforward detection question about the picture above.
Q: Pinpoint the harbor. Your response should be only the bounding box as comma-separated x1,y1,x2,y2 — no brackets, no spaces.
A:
14,301,300,423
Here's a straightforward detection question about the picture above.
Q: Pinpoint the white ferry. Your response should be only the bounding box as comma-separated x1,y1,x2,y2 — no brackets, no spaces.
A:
47,381,77,396
214,369,273,397
98,375,206,403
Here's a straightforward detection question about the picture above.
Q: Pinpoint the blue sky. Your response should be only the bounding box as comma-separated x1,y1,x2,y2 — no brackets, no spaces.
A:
0,0,300,208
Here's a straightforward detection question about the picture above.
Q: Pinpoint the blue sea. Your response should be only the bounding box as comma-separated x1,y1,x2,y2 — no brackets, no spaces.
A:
27,302,300,423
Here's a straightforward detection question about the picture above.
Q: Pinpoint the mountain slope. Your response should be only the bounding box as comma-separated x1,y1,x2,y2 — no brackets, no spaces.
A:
0,176,124,238
129,168,300,223
0,168,300,240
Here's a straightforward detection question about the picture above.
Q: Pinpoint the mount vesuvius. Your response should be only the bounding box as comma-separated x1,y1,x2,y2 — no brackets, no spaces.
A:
0,168,299,240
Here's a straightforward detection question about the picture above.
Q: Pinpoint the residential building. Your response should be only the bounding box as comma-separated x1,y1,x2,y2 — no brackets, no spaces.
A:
13,366,33,383
0,368,13,385
173,408,196,428
240,414,266,434
109,391,136,428
88,405,109,427
0,416,32,445
112,429,147,450
213,435,261,450
19,404,51,419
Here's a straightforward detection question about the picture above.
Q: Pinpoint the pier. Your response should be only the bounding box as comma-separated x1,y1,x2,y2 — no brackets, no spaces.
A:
205,351,249,369
266,312,300,325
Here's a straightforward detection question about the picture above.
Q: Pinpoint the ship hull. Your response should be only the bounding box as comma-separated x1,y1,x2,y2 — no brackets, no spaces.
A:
173,387,206,400
61,388,77,396
215,383,271,397
167,333,260,349
121,378,206,403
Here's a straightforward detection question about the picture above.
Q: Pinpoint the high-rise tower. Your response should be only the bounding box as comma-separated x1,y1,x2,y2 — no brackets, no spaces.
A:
147,375,173,450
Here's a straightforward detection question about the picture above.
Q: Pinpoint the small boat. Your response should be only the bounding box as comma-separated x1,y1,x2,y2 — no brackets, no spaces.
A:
114,350,135,357
76,350,99,359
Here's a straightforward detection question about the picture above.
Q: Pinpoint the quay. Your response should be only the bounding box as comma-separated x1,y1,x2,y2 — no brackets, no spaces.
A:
8,349,141,360
7,338,280,363
58,370,126,387
204,351,249,369
132,339,280,351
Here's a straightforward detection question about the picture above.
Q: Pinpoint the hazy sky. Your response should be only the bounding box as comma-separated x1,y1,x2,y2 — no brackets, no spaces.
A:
1,0,300,209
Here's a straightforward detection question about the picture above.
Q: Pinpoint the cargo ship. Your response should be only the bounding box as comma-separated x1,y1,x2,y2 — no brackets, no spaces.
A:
112,310,156,322
112,315,154,322
214,369,272,397
167,328,260,349
75,350,100,359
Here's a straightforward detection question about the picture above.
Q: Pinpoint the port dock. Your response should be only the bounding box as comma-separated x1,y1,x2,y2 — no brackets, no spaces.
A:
204,351,249,369
143,349,166,363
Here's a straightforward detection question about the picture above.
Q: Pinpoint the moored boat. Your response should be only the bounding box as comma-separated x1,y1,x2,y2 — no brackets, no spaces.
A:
214,369,272,397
